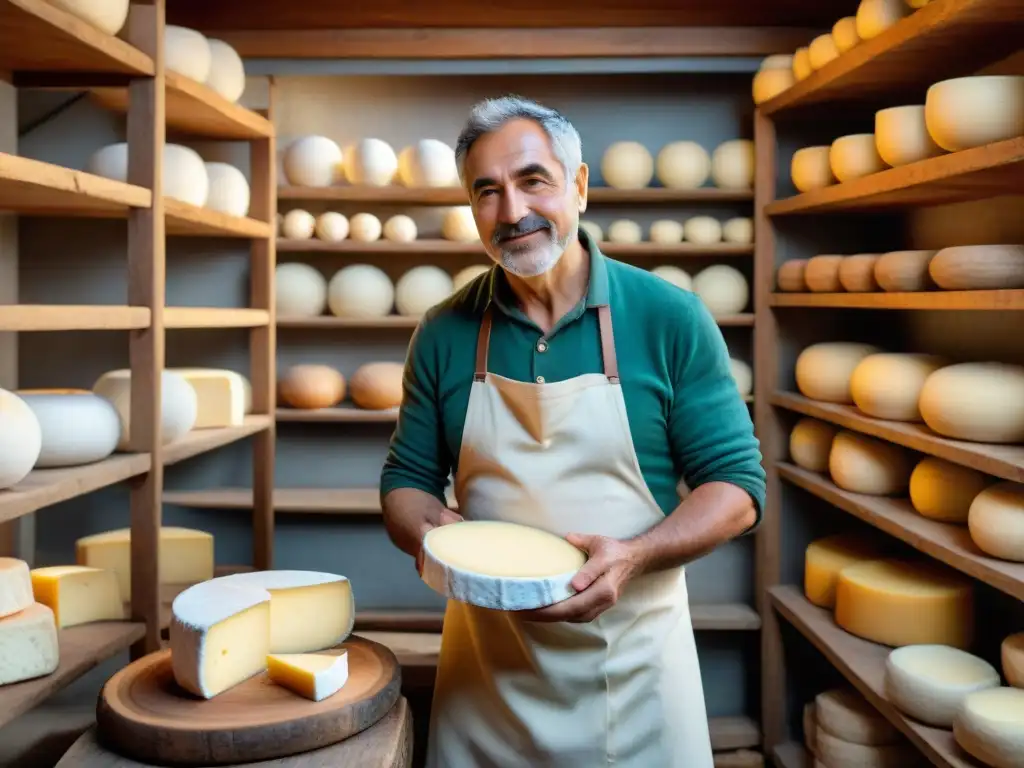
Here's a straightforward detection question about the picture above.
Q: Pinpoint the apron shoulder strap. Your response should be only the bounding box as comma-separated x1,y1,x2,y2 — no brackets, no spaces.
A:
597,305,620,383
474,307,494,382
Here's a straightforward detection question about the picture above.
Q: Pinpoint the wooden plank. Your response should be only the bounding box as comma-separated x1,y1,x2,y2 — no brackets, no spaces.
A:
0,621,145,729
164,307,269,329
163,486,385,512
761,0,1024,118
164,198,273,238
0,305,150,331
276,406,398,424
779,462,1024,602
771,391,1024,482
277,313,754,329
770,586,977,768
277,238,754,258
767,136,1024,215
279,185,753,205
770,289,1024,310
773,742,812,768
0,152,151,215
0,0,154,75
161,416,272,466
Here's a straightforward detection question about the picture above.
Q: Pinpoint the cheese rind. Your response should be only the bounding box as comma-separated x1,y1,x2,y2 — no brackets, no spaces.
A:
885,644,1000,727
909,457,991,523
267,652,349,702
167,368,252,428
953,687,1024,768
1002,633,1024,688
968,481,1024,562
816,688,899,745
804,534,884,609
0,602,59,685
421,520,587,610
0,557,34,618
30,565,124,628
816,730,923,768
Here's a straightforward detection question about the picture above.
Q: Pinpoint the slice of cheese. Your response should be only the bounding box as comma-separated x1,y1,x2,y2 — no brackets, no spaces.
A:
167,368,252,428
76,526,214,600
30,565,124,628
834,559,974,649
421,520,587,610
953,687,1024,768
816,688,899,745
884,644,1000,727
1002,633,1024,688
816,730,924,768
170,570,355,699
0,557,34,618
804,702,817,755
0,602,59,685
804,533,884,609
267,652,349,702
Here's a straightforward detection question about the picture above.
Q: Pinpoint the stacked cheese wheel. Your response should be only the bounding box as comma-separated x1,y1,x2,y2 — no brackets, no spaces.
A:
599,139,754,190
278,361,405,411
281,136,458,188
803,688,923,767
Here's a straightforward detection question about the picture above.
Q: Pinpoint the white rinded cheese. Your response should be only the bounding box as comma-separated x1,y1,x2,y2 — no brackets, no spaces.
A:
170,570,355,699
885,644,1000,727
953,687,1024,768
92,369,198,449
167,368,252,429
203,162,250,217
267,652,349,702
0,558,34,618
0,388,42,491
815,688,899,745
282,136,343,188
30,565,124,628
816,730,923,768
18,391,120,468
205,39,246,103
1003,633,1024,688
0,603,59,685
397,139,458,188
343,138,398,187
421,520,587,610
969,481,1024,562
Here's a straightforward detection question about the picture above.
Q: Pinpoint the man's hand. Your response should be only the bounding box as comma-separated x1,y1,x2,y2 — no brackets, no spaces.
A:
414,507,464,576
516,533,644,624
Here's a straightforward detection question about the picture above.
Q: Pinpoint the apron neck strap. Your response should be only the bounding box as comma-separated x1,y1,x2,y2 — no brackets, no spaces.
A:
474,303,620,383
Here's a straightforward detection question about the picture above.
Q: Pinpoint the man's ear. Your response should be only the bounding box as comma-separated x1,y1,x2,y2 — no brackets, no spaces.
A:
575,162,589,213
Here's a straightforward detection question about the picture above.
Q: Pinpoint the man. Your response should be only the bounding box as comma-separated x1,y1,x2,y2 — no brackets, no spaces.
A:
379,95,766,768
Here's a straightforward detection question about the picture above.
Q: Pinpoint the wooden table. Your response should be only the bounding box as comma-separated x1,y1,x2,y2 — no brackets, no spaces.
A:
56,696,412,767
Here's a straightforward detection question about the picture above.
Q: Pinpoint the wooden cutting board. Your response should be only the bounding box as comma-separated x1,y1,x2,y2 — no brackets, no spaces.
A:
96,636,401,765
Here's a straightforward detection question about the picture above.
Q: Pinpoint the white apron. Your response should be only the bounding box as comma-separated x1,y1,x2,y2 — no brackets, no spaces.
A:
425,303,714,768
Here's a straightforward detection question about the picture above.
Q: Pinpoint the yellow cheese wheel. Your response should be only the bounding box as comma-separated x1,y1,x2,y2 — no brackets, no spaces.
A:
793,47,813,81
808,34,840,71
795,342,882,403
925,76,1024,152
1002,632,1024,688
835,559,974,648
919,363,1024,444
928,245,1024,291
830,134,888,182
968,482,1024,562
910,457,991,523
804,533,885,609
829,430,913,496
792,146,835,193
790,417,838,472
777,259,808,292
849,353,948,421
874,105,945,167
805,255,844,292
874,250,938,292
349,362,404,410
832,16,861,52
838,254,880,292
753,68,795,104
278,365,345,410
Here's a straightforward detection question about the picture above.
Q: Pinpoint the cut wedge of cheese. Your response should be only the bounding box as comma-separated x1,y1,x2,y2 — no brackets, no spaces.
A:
884,644,1000,727
816,688,899,745
816,730,924,768
0,557,34,618
804,533,884,609
953,687,1024,768
0,602,59,685
267,652,349,702
1002,632,1024,688
169,570,354,699
30,565,124,628
168,368,252,428
421,520,587,610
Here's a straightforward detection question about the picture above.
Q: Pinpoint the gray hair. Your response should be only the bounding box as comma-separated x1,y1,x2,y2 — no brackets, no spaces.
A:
454,95,582,186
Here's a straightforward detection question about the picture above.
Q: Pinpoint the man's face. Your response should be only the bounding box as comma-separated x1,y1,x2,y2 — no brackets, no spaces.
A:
463,119,587,278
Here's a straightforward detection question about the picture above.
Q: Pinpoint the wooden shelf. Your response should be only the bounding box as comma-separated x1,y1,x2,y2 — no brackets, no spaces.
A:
0,620,145,730
760,0,1024,118
770,585,977,768
277,238,754,258
0,305,150,332
164,198,273,238
779,462,1024,602
773,743,812,768
771,391,1024,482
0,153,151,216
278,313,754,329
767,137,1024,215
163,486,385,513
0,0,154,76
164,308,269,329
162,416,272,465
276,406,398,423
90,71,273,141
770,289,1024,310
278,185,753,205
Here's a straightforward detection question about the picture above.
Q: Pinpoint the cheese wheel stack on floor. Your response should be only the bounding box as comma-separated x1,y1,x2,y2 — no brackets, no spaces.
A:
813,688,925,768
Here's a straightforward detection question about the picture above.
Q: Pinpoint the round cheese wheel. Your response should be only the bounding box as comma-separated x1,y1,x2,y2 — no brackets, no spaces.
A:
608,220,642,244
579,220,603,243
792,146,836,192
829,430,912,495
969,482,1024,562
790,417,838,472
816,688,899,745
1002,633,1024,688
0,389,42,490
343,138,398,187
205,39,246,103
919,362,1024,443
278,365,345,409
805,255,845,292
683,216,722,245
395,266,454,317
349,362,404,410
383,215,417,243
796,342,882,403
953,687,1024,768
282,136,343,187
397,140,458,187
19,392,120,468
327,264,394,318
874,250,938,292
816,731,919,768
808,34,840,71
655,142,710,189
760,54,794,70
49,0,129,34
753,68,795,104
886,645,1000,728
349,212,382,243
601,142,654,189
730,359,753,397
276,262,327,317
929,245,1024,290
710,140,754,190
793,47,813,80
88,143,209,207
849,353,947,421
203,162,250,217
92,369,198,449
832,16,861,52
910,457,991,523
282,209,315,240
165,26,211,82
830,134,888,182
442,207,479,242
804,533,885,609
649,220,684,244
692,265,749,315
838,254,881,292
925,76,1024,152
722,217,753,245
874,105,945,167
452,264,491,292
315,212,349,242
856,0,910,41
650,266,692,291
777,259,808,291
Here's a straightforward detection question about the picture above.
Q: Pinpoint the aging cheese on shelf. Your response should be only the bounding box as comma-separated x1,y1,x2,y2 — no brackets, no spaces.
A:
909,457,991,523
349,362,404,410
1002,633,1024,688
953,687,1024,768
834,559,974,649
918,362,1024,444
795,342,882,404
829,430,912,496
167,368,252,428
267,652,349,702
0,557,34,618
804,533,884,609
421,520,587,611
816,688,899,745
849,353,947,422
76,526,214,601
815,730,923,768
169,570,355,699
968,481,1024,562
790,417,839,472
0,603,59,686
884,644,1000,727
30,565,124,628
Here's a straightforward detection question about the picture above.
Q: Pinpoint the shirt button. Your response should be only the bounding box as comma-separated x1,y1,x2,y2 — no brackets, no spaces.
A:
537,341,548,353
536,375,545,384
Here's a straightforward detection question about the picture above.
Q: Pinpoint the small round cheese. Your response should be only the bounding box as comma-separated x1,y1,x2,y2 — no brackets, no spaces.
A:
829,430,912,496
710,140,755,190
327,265,394,318
753,67,796,104
919,362,1024,443
790,417,838,472
909,457,991,523
730,359,753,397
650,266,692,291
832,16,861,52
203,162,250,217
692,265,748,316
165,26,211,83
397,140,458,187
815,688,899,745
276,262,327,317
383,215,417,243
792,146,836,192
816,730,920,768
885,644,1000,727
452,265,491,292
278,365,345,410
608,220,642,244
776,259,808,291
830,134,888,182
874,249,938,292
793,47,813,80
808,34,840,71
874,105,945,167
969,481,1024,562
349,212,382,243
804,533,884,609
315,212,349,242
929,244,1024,290
18,392,120,468
649,220,684,244
0,390,42,490
579,220,603,243
795,342,881,403
925,76,1024,152
442,207,479,242
953,687,1024,768
205,39,246,103
856,0,910,41
759,54,794,71
655,142,710,189
395,266,454,317
683,216,723,245
601,142,654,189
282,209,315,240
282,136,343,187
343,138,398,187
849,353,947,421
88,143,209,207
49,0,129,35
805,255,844,292
92,370,198,449
722,217,753,245
1002,632,1024,688
838,254,881,292
349,362,404,410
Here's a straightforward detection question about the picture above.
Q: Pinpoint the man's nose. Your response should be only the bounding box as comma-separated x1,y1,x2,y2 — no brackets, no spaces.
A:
497,186,529,224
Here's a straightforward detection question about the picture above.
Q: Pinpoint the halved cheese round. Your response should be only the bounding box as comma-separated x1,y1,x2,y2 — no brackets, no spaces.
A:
804,533,884,609
795,342,882,403
816,730,921,768
829,430,912,496
421,520,587,610
1002,633,1024,688
909,457,991,523
969,481,1024,562
816,688,899,745
789,417,838,472
885,644,1000,727
953,687,1024,768
849,353,947,421
919,362,1024,444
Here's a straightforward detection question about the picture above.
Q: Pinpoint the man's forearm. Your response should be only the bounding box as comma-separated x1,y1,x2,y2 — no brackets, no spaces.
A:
627,481,757,575
381,487,452,559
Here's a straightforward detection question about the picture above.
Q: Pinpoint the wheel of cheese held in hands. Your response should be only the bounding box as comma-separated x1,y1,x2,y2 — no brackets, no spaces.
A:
397,139,459,187
282,136,344,187
88,143,209,207
17,391,120,468
795,342,882,403
849,353,947,421
885,645,1000,728
203,162,250,217
928,245,1024,290
49,0,129,34
654,142,710,189
205,39,246,103
693,265,748,315
919,362,1024,443
349,362,404,410
969,482,1024,562
601,141,654,189
910,457,991,523
343,138,399,186
275,262,327,317
165,26,211,83
395,266,454,317
829,430,912,496
954,687,1024,768
92,370,197,450
421,520,587,610
327,265,394,318
0,390,42,490
789,417,838,472
711,140,754,190
278,365,345,410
